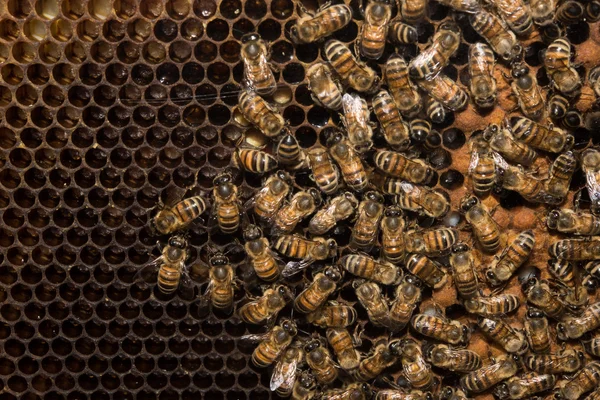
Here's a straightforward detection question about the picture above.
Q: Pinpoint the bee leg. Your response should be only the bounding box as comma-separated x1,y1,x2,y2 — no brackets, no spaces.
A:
352,324,364,347
316,0,332,13
310,93,324,108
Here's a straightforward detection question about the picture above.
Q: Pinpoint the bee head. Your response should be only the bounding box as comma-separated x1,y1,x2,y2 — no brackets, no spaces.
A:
308,188,322,207
243,224,262,241
384,205,403,218
304,339,320,353
242,35,262,58
451,243,469,253
299,371,315,388
388,339,403,356
521,276,538,293
209,252,229,266
276,285,293,301
459,196,479,213
404,274,422,287
583,276,599,291
325,128,344,147
439,387,454,400
360,383,374,399
168,235,187,249
370,2,388,18
493,383,510,400
324,265,343,282
526,306,544,319
366,191,384,204
241,33,260,44
213,172,232,186
546,209,561,230
511,62,529,78
486,269,500,285
281,319,297,336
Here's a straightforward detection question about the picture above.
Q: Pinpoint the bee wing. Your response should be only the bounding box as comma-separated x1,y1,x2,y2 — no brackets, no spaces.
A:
468,151,479,175
411,44,444,79
178,270,197,301
134,257,163,283
162,185,188,209
281,258,315,278
241,332,270,342
343,93,369,129
585,170,600,204
270,355,299,391
492,151,510,171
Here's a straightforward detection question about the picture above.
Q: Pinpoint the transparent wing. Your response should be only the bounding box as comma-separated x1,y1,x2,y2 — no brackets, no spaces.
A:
240,332,270,342
134,257,163,283
411,42,444,79
270,355,299,391
281,258,315,278
178,269,197,301
492,151,510,171
438,0,480,13
400,181,417,194
468,151,479,175
162,185,188,209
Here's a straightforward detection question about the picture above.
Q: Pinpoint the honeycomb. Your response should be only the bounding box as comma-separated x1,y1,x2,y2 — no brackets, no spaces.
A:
0,0,599,399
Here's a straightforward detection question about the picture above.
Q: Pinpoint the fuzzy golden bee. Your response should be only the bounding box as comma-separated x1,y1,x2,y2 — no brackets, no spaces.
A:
306,146,340,195
524,307,551,354
464,294,521,317
523,278,569,319
294,265,343,314
460,195,501,254
556,362,600,400
380,205,406,263
306,62,344,111
238,284,292,325
425,343,482,372
389,275,422,331
307,303,357,328
273,188,321,234
544,151,576,200
252,170,292,221
469,10,521,60
409,21,461,80
583,333,600,357
502,165,557,204
493,373,556,400
277,131,306,170
582,148,600,213
511,116,573,153
489,0,533,36
350,191,385,250
238,90,284,137
484,124,538,167
240,33,277,95
309,192,358,235
590,66,600,98
324,39,379,93
374,150,434,184
376,389,433,400
548,238,600,261
469,43,497,108
355,280,391,327
212,172,240,234
468,135,501,198
290,3,352,44
406,254,448,289
385,55,422,117
304,339,338,385
411,311,470,345
399,338,436,390
341,253,402,285
524,349,584,374
247,319,297,368
235,146,279,174
478,316,528,354
507,62,545,121
548,209,600,236
359,0,393,60
356,339,401,381
271,347,304,397
327,131,369,191
372,89,411,151
399,0,427,23
244,224,281,282
392,181,450,218
206,251,235,311
275,235,338,277
326,327,361,371
342,93,374,152
323,383,371,400
544,38,582,97
449,243,479,299
405,227,458,256
557,301,600,340
415,72,468,112
486,230,535,286
293,371,317,400
388,20,418,44
153,196,208,235
460,354,519,394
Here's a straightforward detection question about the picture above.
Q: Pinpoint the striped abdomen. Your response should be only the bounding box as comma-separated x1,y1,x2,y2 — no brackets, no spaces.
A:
400,0,427,23
325,40,358,81
406,254,447,289
236,148,278,173
472,153,496,197
238,91,284,137
251,253,280,282
546,152,576,198
294,275,335,313
244,54,276,95
493,0,532,35
310,5,352,41
373,90,410,150
273,235,310,259
217,202,240,234
467,208,500,253
307,148,340,194
360,24,388,59
158,264,180,294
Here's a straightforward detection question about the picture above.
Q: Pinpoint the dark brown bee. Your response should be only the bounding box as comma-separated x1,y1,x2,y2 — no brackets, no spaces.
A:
469,10,521,60
530,0,556,25
489,0,533,36
238,90,285,137
388,20,418,44
277,131,306,170
273,189,321,234
468,135,500,198
425,344,482,372
376,389,433,400
323,383,371,400
359,0,392,59
252,170,292,222
460,195,501,254
389,275,422,331
486,230,535,286
557,302,600,340
583,333,600,357
460,354,519,394
469,42,497,108
399,338,436,390
275,235,338,278
484,124,537,167
326,327,361,371
548,209,600,236
405,227,458,256
246,319,297,368
235,146,279,174
380,205,406,263
324,39,379,93
544,151,576,201
548,238,600,261
304,339,338,385
342,92,374,152
406,254,448,289
212,172,240,234
327,131,369,191
244,224,281,282
290,3,352,44
372,89,411,151
306,146,340,195
385,55,422,118
342,253,403,285
507,62,545,121
307,303,357,328
449,243,479,299
544,38,581,97
292,371,317,400
424,96,446,124
478,317,528,354
523,278,568,319
153,196,208,235
525,349,584,374
493,373,556,400
238,285,292,325
309,192,358,235
374,150,434,184
307,62,344,111
294,265,343,314
415,72,468,112
393,182,450,218
556,1,584,25
556,362,600,400
240,33,276,95
582,148,600,213
356,340,400,381
350,191,385,250
271,347,304,397
548,93,569,119
409,21,461,80
511,116,573,153
355,280,390,327
524,307,551,354
411,311,470,345
464,294,521,317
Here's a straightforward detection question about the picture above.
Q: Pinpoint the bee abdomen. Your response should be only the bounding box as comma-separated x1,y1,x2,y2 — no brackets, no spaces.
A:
236,149,278,173
218,203,240,233
158,265,180,294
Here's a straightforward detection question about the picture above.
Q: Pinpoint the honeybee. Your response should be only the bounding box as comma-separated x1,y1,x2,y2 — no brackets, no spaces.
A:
590,66,600,98
359,0,393,59
393,182,450,218
277,131,306,170
240,33,277,95
478,317,528,354
530,0,556,25
355,280,391,327
246,319,297,368
490,0,533,36
327,327,361,371
484,124,537,167
522,278,568,319
405,227,458,256
486,230,535,287
507,62,545,121
290,3,352,44
306,63,344,111
555,362,600,400
503,165,560,204
557,302,600,340
411,311,470,345
327,131,369,192
524,307,551,354
153,196,208,235
380,206,406,263
342,93,374,152
581,148,600,213
493,373,556,400
356,340,400,381
304,339,338,385
439,387,469,400
399,0,427,23
548,209,600,236
271,347,304,397
238,285,292,325
468,135,502,198
385,55,422,118
294,265,343,314
374,150,434,184
307,303,357,328
460,195,501,254
583,261,600,282
548,238,600,261
306,146,340,195
309,192,358,235
425,344,482,372
460,354,519,394
449,243,479,299
469,10,521,60
547,258,589,309
212,173,240,234
548,93,569,119
556,1,585,25
325,39,379,93
376,389,433,400
372,89,411,151
323,383,371,400
389,275,422,331
525,349,584,374
406,254,448,289
409,21,461,80
204,251,236,310
564,110,583,129
544,38,581,97
342,253,402,285
275,235,338,278
293,371,317,400
415,72,468,112
235,146,279,174
388,20,418,44
244,225,280,283
468,43,497,108
399,338,436,390
350,191,385,250
583,333,600,357
544,151,576,200
424,96,446,124
238,90,284,137
252,170,292,221
272,189,321,234
511,116,573,153
464,294,521,317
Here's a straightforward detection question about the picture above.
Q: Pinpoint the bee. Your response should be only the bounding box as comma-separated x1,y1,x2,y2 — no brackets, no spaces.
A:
544,151,576,200
376,389,433,400
392,182,450,218
547,258,589,309
524,307,551,354
469,10,521,60
525,349,584,375
590,66,600,98
489,0,532,36
326,327,361,371
252,170,292,221
486,230,535,287
306,146,340,195
522,278,568,319
290,3,352,44
415,72,468,112
294,265,343,314
238,90,284,137
389,275,422,331
424,96,446,124
244,225,280,282
304,339,338,385
235,146,279,174
342,93,374,152
306,63,344,111
557,302,600,340
323,383,371,400
327,131,369,192
548,93,569,119
276,235,338,278
478,317,528,354
399,0,427,23
484,124,538,167
556,0,584,25
380,205,406,263
153,196,208,235
460,354,519,394
409,21,461,80
449,243,479,299
583,261,600,282
411,311,470,345
439,387,469,400
273,189,321,234
425,344,482,373
271,347,304,397
388,20,418,44
548,238,600,261
372,89,411,151
502,165,557,204
464,294,521,317
309,192,358,235
564,110,583,129
374,150,434,184
405,227,458,256
359,0,393,60
385,55,422,118
355,280,391,327
544,38,581,97
511,116,573,154
506,62,545,121
583,333,600,357
292,371,317,400
582,148,600,213
307,303,357,328
238,285,292,325
246,319,297,368
277,131,306,170
356,340,400,381
212,173,240,234
399,338,436,390
548,209,600,236
406,254,448,289
324,39,379,93
493,373,556,400
460,195,501,254
556,362,600,400
240,33,276,95
342,253,402,285
530,0,556,25
350,191,385,250
468,135,501,198
468,43,497,108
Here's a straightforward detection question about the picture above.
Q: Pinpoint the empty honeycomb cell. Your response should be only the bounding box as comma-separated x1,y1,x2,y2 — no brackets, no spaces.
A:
237,371,258,389
1,64,24,85
158,104,181,126
573,127,592,149
0,19,20,41
6,106,29,128
157,356,178,372
91,41,115,63
159,147,182,168
59,149,82,169
79,373,99,391
64,41,87,63
5,339,25,358
41,356,62,374
3,208,25,228
170,83,193,105
0,127,17,149
144,84,168,105
51,18,73,41
53,63,77,85
83,283,104,302
194,84,217,106
14,188,36,209
18,227,39,246
283,105,306,126
58,282,79,303
12,284,33,303
85,320,107,339
7,376,27,393
207,19,229,42
69,266,91,285
19,357,40,375
61,320,83,339
131,63,153,85
133,106,157,127
46,127,68,149
31,245,53,265
208,104,231,126
42,227,63,246
71,301,93,320
55,373,75,390
143,41,167,64
49,168,71,188
7,247,28,265
39,41,62,63
15,321,35,340
195,40,218,63
103,19,126,42
21,264,42,284
35,282,56,301
0,323,10,340
77,19,101,42
31,106,55,128
567,21,590,44
10,148,33,169
72,169,95,189
63,188,85,208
